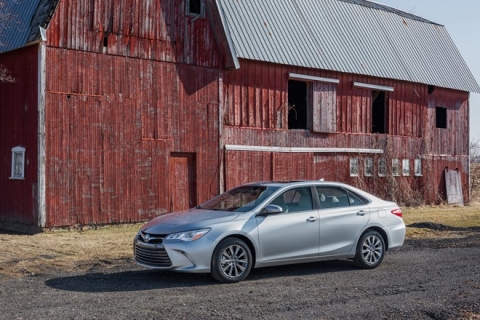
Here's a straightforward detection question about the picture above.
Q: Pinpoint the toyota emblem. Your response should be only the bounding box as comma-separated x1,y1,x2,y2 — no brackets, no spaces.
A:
142,233,151,242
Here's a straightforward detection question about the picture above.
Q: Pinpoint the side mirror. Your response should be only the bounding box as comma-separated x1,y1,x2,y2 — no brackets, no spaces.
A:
259,204,283,216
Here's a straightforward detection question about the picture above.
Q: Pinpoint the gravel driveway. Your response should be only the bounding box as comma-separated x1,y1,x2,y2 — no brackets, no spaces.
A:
1,234,479,320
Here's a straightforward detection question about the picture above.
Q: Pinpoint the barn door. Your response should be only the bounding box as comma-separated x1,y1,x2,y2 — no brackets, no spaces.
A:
169,153,197,212
445,169,463,205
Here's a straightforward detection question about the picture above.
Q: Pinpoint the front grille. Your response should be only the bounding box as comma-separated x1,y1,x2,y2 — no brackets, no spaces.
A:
138,231,165,244
134,234,172,268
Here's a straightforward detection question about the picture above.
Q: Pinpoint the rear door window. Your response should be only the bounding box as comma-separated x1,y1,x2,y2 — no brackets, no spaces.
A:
316,187,365,209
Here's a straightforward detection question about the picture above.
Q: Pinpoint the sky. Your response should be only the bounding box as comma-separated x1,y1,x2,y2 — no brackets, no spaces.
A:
374,0,480,141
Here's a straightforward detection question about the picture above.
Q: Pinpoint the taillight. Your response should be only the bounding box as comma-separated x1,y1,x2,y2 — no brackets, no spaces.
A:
391,208,403,218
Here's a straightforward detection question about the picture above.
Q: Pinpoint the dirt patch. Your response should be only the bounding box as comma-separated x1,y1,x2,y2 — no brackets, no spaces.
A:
408,222,480,232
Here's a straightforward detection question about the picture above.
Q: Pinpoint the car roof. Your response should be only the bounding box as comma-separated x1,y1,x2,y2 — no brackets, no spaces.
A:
241,180,381,203
244,180,347,188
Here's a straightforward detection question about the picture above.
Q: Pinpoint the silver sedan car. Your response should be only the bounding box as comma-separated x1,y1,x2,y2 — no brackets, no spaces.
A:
134,181,406,283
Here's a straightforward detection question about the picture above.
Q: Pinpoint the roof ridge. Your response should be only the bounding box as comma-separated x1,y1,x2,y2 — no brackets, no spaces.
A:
337,0,442,26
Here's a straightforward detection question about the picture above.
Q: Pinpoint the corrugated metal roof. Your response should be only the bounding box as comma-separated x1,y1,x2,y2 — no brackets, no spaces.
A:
0,0,57,53
217,0,480,93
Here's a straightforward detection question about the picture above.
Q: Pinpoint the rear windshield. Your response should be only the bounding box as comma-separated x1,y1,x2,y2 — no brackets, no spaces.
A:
199,186,280,212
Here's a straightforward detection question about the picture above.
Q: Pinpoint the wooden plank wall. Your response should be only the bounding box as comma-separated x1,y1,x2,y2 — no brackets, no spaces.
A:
427,88,469,156
0,46,39,225
222,60,470,204
44,48,220,227
225,150,469,205
40,0,223,226
47,0,221,67
223,60,427,137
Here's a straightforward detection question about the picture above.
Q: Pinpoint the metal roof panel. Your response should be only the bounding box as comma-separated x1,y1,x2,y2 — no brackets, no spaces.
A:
0,0,57,53
218,0,480,93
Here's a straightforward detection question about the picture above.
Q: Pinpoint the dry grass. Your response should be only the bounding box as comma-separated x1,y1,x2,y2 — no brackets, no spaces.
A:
403,204,480,239
0,205,479,280
0,224,142,279
403,205,480,226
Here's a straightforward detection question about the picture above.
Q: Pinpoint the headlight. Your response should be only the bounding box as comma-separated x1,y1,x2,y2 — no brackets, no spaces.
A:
166,229,211,242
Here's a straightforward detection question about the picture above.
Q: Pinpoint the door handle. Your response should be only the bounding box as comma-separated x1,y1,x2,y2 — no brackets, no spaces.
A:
306,216,319,222
357,210,367,216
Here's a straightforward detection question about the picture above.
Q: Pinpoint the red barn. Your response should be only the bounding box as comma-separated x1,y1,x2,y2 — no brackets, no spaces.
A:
0,0,479,231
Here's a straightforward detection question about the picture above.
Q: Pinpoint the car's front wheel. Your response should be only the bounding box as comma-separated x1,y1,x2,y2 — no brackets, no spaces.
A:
353,230,385,269
211,238,252,283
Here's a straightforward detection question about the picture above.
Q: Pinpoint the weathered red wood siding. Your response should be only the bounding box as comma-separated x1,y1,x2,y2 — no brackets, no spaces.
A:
42,0,222,226
223,60,426,136
426,88,470,156
47,0,221,67
222,60,469,204
44,48,220,226
0,45,39,226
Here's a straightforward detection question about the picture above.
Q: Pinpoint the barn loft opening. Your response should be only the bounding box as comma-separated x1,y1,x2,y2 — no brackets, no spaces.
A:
371,91,388,134
288,80,309,129
436,107,447,128
188,0,202,15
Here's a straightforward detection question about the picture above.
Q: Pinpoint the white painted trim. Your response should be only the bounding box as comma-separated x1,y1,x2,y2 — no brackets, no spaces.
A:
353,82,394,92
225,145,383,154
350,158,359,177
414,159,423,177
218,72,225,193
38,44,47,228
289,73,340,84
10,146,26,179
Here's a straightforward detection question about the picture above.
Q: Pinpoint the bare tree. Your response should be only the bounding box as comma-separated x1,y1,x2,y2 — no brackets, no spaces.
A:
470,134,480,201
0,64,15,82
0,0,17,83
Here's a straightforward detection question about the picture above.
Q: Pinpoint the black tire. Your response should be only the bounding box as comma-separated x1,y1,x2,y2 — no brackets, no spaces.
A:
353,230,385,269
211,238,253,283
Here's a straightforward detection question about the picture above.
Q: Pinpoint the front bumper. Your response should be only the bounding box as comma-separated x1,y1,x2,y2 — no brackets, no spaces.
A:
133,234,215,273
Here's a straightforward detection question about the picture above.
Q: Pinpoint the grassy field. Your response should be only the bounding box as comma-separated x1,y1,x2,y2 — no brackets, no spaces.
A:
0,205,479,279
403,205,480,238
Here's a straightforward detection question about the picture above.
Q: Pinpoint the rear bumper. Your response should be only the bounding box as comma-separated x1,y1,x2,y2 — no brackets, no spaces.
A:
387,223,406,250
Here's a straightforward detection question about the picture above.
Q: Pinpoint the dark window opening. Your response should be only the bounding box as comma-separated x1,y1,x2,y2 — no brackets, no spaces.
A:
188,0,202,15
428,85,435,95
371,91,388,134
288,80,308,129
103,35,108,53
436,107,447,129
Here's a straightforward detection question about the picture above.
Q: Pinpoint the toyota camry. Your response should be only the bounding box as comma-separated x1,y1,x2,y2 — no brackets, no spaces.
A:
134,181,406,283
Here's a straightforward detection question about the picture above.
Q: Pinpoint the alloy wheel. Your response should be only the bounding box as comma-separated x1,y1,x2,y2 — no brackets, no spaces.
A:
220,244,249,279
361,234,383,265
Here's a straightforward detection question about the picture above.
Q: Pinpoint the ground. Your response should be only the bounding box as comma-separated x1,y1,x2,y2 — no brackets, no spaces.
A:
0,205,479,319
1,205,479,280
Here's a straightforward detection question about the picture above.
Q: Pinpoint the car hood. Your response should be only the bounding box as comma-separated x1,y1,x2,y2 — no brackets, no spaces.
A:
141,208,240,234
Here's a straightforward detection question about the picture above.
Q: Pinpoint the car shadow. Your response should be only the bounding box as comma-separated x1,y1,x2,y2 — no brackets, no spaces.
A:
44,260,358,293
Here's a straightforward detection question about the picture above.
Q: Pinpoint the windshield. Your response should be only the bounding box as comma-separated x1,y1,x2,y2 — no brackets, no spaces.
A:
199,186,280,212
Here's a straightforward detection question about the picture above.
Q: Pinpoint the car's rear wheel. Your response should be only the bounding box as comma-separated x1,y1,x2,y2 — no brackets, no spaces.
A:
354,230,385,269
211,238,252,283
